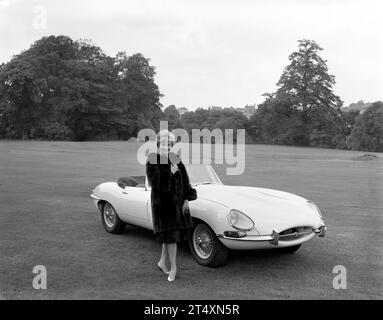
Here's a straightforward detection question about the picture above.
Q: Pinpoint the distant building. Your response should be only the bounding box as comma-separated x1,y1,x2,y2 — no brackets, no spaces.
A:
208,104,256,118
243,104,256,118
177,107,189,115
233,104,256,118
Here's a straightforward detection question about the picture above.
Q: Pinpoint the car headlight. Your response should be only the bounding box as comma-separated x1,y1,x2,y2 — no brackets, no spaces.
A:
307,201,323,220
227,209,255,231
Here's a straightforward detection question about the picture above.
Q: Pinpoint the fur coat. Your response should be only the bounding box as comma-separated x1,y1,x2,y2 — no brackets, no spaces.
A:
146,152,195,234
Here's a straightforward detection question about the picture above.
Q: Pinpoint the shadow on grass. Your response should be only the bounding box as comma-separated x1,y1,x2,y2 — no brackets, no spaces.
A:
119,225,303,268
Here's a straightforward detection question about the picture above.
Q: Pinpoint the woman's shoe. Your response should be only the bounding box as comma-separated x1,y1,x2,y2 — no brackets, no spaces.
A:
167,269,176,282
157,263,170,275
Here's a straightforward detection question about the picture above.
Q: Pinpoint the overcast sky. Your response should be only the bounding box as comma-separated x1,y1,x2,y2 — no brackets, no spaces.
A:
0,0,382,109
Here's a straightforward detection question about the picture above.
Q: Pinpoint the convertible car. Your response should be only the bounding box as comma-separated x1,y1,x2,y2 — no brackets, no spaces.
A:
90,165,326,267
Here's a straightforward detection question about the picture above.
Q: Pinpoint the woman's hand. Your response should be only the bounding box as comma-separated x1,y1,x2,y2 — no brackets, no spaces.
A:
171,163,179,174
169,152,181,165
182,200,189,214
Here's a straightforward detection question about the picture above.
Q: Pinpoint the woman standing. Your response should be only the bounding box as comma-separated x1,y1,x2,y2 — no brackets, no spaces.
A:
146,130,196,282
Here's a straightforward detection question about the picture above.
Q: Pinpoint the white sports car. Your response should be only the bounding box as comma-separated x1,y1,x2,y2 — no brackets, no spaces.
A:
90,165,326,267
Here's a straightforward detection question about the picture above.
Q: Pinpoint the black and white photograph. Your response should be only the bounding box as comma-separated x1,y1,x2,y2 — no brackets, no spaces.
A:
0,0,382,305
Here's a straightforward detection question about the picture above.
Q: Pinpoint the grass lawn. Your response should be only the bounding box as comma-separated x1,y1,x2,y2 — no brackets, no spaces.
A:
0,141,382,299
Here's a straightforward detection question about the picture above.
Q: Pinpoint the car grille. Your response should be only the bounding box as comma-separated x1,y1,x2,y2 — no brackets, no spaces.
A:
278,227,313,241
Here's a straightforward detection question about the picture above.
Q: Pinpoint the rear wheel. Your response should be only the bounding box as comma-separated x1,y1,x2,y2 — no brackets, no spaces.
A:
101,202,126,234
278,244,301,254
189,221,229,267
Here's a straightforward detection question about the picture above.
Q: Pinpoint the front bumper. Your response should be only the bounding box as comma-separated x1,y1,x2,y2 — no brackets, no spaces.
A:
314,225,327,237
217,225,326,250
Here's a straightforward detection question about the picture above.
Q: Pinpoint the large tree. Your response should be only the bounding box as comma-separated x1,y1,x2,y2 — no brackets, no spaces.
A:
0,35,161,140
276,39,343,115
250,39,344,147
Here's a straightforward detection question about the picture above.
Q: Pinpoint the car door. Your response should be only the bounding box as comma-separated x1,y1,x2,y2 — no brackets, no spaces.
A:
113,186,151,229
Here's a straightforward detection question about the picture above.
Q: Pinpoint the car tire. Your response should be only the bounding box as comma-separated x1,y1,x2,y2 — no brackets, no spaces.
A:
101,202,126,234
189,221,229,267
278,244,301,254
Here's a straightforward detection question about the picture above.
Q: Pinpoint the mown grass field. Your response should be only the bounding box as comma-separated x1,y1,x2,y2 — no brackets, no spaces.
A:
0,141,382,299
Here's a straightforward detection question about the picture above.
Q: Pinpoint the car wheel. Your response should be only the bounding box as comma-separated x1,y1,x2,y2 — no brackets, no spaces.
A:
278,244,301,254
189,221,229,267
101,202,126,234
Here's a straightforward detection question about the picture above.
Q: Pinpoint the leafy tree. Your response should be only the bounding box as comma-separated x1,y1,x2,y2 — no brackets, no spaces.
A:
181,108,210,133
276,39,343,115
163,105,183,130
249,94,308,145
0,35,161,140
111,52,162,139
178,107,249,143
249,39,344,147
347,101,383,152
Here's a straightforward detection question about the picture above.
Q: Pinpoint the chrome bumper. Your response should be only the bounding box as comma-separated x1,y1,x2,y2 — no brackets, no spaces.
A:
270,225,326,245
218,225,326,245
313,225,327,237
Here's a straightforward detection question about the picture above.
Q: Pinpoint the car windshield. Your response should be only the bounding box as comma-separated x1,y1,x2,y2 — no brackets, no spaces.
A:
185,165,223,186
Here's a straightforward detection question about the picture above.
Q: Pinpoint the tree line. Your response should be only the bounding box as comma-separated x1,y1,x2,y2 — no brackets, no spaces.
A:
164,40,382,152
0,36,382,151
0,36,163,141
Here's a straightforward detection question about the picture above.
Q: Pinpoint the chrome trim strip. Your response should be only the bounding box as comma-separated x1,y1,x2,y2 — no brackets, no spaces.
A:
90,194,101,200
217,234,273,242
313,225,326,235
218,227,322,242
279,230,313,238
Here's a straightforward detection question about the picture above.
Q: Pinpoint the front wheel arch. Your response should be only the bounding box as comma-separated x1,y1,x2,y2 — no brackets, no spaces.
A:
188,218,229,267
97,200,106,213
100,201,126,234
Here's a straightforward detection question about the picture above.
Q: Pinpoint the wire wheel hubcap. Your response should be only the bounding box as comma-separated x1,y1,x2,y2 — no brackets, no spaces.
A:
103,204,116,228
193,224,214,259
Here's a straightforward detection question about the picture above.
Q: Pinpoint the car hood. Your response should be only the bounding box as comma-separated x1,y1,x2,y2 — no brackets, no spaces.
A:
195,184,322,234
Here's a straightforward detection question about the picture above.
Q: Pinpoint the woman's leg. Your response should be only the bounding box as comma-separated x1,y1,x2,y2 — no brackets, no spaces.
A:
158,243,170,273
167,243,177,281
